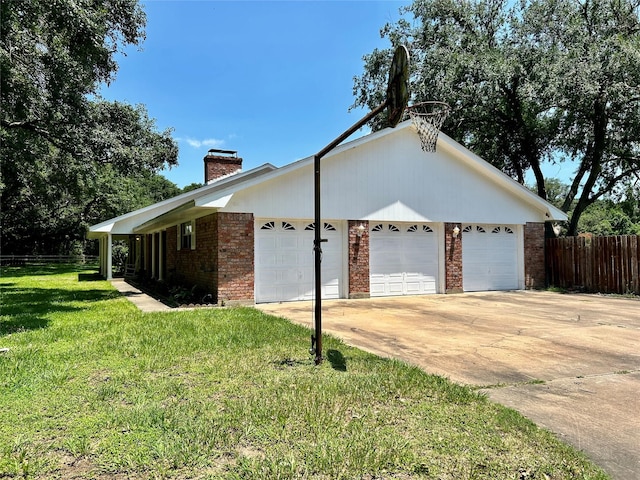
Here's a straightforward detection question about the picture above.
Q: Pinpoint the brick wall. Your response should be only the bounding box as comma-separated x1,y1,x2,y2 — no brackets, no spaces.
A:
204,155,242,183
445,222,463,293
524,222,545,289
167,215,217,295
164,213,254,304
216,212,254,304
348,220,370,298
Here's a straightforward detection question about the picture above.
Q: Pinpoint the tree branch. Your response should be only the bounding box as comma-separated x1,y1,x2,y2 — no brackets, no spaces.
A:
1,119,82,158
591,168,640,202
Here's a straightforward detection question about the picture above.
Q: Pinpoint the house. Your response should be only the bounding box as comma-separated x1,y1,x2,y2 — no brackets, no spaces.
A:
88,120,567,304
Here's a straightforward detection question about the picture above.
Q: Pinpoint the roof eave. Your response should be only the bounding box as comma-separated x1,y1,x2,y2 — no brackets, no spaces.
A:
87,163,277,237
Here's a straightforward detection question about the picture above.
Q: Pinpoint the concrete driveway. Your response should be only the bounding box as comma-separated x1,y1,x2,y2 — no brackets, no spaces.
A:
257,291,640,480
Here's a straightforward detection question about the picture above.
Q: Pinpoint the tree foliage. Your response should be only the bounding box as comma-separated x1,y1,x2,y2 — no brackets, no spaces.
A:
0,0,179,254
353,0,640,236
532,178,640,235
579,199,640,235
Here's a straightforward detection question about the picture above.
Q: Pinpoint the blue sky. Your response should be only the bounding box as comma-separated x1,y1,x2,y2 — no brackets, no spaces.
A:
100,1,411,188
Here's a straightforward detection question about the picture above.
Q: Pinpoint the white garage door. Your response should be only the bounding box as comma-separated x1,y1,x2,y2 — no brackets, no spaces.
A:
255,220,343,303
370,223,439,297
462,224,519,292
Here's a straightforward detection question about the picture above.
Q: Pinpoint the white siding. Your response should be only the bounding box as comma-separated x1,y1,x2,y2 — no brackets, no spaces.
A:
222,127,547,224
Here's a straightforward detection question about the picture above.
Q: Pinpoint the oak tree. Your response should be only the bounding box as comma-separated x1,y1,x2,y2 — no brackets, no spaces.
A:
353,0,640,235
1,0,178,253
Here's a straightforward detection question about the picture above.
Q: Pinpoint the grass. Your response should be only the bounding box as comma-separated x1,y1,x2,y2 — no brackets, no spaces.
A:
0,265,610,479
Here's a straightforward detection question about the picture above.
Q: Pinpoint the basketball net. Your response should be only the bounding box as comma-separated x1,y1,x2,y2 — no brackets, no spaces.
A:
407,101,450,152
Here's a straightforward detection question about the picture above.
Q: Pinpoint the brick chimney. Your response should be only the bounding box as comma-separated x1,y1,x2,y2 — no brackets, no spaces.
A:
204,149,242,184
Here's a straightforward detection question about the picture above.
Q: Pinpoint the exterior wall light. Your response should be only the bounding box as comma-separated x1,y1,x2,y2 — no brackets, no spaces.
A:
356,224,366,237
452,225,460,238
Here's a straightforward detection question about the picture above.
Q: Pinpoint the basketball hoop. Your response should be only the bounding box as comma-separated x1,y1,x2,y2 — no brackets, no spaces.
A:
407,101,450,152
386,45,410,128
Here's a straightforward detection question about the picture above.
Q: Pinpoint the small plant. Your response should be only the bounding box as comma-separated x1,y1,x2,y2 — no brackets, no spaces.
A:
168,283,214,305
169,284,192,303
111,241,129,276
546,285,567,293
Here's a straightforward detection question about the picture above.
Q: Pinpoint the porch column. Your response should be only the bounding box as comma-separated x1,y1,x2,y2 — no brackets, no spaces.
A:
99,237,105,276
103,237,108,277
106,233,113,280
136,236,142,272
151,233,157,279
158,232,165,281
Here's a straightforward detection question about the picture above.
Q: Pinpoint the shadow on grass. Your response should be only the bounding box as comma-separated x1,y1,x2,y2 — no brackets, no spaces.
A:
0,286,121,335
327,349,347,371
0,316,50,335
78,272,104,282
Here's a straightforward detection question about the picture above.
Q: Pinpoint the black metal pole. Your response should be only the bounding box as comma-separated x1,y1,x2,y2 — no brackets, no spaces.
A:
313,153,323,365
312,102,387,365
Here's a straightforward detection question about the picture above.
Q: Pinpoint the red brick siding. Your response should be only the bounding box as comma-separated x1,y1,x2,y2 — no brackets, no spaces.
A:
168,215,217,296
445,223,463,293
216,212,254,304
204,156,242,183
348,220,370,298
524,222,545,289
164,213,254,303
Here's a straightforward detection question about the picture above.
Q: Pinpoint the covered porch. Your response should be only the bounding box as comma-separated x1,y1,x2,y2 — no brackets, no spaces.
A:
95,231,167,281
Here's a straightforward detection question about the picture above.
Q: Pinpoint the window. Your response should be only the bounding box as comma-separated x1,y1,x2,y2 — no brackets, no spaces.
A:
179,221,195,250
305,222,336,231
372,224,401,232
407,224,434,233
261,221,276,230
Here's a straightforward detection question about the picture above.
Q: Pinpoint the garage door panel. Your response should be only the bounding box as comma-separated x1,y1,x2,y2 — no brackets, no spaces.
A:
257,236,277,249
462,225,518,292
405,281,422,294
255,220,342,303
370,280,386,296
257,254,277,267
370,223,439,297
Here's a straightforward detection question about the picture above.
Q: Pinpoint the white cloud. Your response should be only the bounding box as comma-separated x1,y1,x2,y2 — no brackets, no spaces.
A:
181,137,226,149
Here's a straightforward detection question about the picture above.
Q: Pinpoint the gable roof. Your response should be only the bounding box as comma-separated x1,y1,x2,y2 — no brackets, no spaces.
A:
87,163,276,238
88,121,566,238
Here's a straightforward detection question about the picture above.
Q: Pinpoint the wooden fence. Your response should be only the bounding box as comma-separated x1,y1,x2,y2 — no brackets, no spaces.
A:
0,255,98,266
546,235,640,295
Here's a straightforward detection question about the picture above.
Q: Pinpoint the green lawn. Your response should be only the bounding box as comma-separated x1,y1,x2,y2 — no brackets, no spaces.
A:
0,265,609,479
